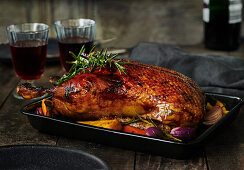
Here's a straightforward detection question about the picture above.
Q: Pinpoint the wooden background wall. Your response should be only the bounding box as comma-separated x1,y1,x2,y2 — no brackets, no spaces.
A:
0,0,243,49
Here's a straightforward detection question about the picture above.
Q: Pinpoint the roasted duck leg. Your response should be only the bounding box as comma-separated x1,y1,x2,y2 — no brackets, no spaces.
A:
18,60,205,127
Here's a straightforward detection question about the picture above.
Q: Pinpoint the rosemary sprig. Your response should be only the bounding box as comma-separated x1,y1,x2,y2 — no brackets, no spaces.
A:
163,132,182,142
122,118,140,125
57,46,127,85
134,113,182,142
135,112,154,126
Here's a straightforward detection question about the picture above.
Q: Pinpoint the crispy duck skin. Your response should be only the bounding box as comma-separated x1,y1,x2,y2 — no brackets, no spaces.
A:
18,60,205,127
17,83,47,100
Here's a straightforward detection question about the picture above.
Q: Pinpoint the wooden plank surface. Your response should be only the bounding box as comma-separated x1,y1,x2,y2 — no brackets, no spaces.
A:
57,137,135,170
0,94,58,145
0,65,61,146
135,152,208,170
0,64,18,106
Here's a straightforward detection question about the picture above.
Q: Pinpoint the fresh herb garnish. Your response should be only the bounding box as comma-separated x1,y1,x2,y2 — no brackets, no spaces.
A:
135,112,154,126
162,130,182,142
122,118,140,125
57,46,127,85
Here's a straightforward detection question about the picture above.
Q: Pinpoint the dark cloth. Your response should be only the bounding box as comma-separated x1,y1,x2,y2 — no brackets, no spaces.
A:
127,42,244,98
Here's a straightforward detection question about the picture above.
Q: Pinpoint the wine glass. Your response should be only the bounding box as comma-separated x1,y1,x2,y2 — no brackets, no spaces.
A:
6,23,49,99
54,18,96,72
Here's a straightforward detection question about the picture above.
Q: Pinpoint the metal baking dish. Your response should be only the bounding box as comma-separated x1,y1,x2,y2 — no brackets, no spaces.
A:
20,92,243,159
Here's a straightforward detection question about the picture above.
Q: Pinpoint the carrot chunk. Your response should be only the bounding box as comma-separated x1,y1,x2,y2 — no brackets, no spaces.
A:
122,126,146,136
41,99,53,116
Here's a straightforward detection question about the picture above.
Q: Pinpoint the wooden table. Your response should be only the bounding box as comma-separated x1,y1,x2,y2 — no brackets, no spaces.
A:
0,44,243,170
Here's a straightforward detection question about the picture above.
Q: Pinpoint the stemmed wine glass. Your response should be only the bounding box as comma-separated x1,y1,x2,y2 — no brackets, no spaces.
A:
6,23,49,99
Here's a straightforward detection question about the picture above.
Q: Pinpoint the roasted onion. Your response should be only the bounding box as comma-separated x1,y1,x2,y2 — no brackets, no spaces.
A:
145,127,164,138
170,127,196,141
203,105,223,126
34,107,43,115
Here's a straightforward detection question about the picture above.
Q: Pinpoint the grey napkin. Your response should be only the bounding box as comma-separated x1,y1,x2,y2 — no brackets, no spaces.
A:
128,42,244,98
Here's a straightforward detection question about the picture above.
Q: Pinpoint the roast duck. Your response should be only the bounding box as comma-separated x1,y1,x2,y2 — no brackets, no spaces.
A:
18,60,206,127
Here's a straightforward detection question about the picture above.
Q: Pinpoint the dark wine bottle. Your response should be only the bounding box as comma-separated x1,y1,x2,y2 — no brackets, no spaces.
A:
203,0,242,51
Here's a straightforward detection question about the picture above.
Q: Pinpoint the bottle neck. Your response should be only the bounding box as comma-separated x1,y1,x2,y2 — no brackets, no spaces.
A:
209,0,229,11
203,0,242,24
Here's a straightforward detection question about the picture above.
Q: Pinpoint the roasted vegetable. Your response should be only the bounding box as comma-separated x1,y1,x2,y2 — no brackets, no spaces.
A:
145,127,164,138
40,99,58,117
34,107,43,115
170,127,196,141
122,125,147,136
206,100,229,114
123,121,153,130
77,119,123,131
206,102,214,111
203,105,223,126
215,100,229,114
158,124,172,134
42,99,51,116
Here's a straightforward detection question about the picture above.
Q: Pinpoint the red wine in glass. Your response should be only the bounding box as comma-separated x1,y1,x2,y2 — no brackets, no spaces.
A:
10,39,47,80
58,36,93,72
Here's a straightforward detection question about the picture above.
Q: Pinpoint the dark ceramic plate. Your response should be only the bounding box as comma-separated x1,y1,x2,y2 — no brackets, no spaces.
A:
20,92,243,159
0,145,110,170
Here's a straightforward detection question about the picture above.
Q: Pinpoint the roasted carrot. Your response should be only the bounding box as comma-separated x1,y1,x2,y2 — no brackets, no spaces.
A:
41,99,48,116
122,125,147,136
206,100,229,115
215,100,229,114
41,99,53,116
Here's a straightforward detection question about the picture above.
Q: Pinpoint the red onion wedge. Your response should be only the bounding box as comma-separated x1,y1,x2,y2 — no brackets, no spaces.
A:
203,106,223,126
34,107,43,115
170,127,196,141
146,127,164,138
